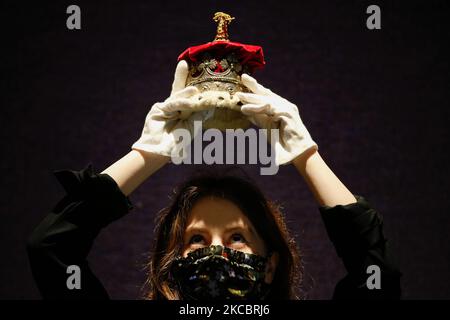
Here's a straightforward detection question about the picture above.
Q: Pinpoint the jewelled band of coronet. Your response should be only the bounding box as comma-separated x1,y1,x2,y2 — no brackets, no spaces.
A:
187,76,240,87
185,54,250,93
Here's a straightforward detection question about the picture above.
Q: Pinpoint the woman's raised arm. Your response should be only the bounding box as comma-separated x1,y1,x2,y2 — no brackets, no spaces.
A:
236,73,356,207
103,59,207,196
101,150,169,196
292,148,356,207
237,74,401,299
27,60,203,299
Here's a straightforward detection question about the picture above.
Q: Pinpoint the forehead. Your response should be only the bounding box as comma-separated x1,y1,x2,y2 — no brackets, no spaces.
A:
185,196,254,231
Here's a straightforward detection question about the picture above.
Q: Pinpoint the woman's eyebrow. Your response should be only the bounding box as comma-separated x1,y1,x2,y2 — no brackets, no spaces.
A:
225,225,255,236
184,224,257,236
184,226,209,234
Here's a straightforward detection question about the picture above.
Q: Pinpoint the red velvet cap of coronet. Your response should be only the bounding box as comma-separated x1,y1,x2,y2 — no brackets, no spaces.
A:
177,40,265,74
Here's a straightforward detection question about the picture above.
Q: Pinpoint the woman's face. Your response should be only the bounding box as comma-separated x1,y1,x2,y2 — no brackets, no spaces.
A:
182,196,266,256
182,196,278,283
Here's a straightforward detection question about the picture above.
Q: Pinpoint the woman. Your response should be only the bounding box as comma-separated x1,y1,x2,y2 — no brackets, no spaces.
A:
27,61,401,300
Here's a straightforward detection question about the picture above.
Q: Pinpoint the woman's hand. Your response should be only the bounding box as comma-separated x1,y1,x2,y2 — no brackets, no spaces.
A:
236,74,318,165
237,74,356,207
131,60,206,161
102,60,207,196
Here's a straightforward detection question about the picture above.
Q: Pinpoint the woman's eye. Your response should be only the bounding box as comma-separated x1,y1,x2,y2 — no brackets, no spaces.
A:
230,233,246,243
189,234,205,245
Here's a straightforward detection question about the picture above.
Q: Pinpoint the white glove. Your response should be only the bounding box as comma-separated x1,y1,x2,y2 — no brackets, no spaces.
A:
132,60,207,162
236,74,318,165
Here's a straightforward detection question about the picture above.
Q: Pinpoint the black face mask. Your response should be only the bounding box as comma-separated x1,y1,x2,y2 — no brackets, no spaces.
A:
171,245,272,300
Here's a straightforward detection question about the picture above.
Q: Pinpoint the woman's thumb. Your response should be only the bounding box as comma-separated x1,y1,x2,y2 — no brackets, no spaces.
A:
170,60,189,95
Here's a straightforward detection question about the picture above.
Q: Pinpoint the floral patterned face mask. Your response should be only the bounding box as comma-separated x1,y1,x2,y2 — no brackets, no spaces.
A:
171,245,272,300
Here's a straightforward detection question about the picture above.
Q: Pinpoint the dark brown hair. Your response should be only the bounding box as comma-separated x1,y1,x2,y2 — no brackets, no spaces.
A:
143,168,302,299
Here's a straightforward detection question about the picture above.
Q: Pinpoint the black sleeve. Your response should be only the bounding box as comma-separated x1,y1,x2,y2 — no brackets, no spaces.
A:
26,164,134,299
319,195,402,299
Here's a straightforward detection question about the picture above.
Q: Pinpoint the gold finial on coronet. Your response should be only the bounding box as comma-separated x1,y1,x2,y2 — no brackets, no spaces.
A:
213,12,235,41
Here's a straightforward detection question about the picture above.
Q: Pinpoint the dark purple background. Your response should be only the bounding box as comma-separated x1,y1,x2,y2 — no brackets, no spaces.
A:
2,0,449,299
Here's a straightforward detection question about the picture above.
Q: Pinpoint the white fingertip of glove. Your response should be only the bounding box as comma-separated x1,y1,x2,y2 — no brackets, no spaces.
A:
241,73,273,96
236,74,318,166
171,60,189,95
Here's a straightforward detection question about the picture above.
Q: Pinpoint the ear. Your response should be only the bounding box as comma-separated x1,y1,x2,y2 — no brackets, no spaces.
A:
264,252,279,284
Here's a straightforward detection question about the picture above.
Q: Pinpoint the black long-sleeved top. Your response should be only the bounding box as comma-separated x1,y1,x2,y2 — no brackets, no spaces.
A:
27,164,401,299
